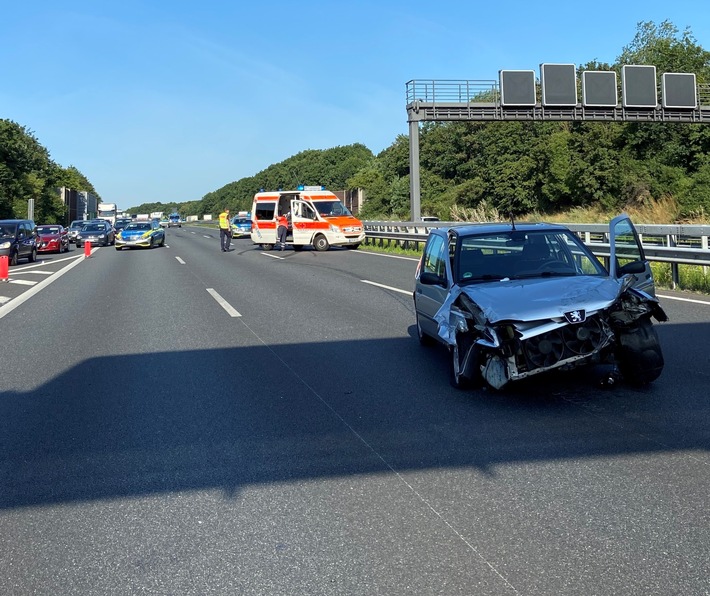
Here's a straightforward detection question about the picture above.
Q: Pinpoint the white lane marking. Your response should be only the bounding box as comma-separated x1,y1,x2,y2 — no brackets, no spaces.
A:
176,256,186,264
9,279,37,286
0,296,10,304
206,288,242,317
361,279,411,295
14,270,53,276
0,254,87,320
203,235,212,239
658,293,710,306
261,252,285,260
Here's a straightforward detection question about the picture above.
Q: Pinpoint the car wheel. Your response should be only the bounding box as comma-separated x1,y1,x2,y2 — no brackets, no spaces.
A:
262,244,274,251
28,247,37,263
149,238,154,248
160,235,165,246
616,318,664,385
313,234,330,251
416,311,435,346
10,250,18,266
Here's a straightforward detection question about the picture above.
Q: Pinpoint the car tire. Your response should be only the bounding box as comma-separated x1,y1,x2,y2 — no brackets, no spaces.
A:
616,318,664,385
28,247,37,263
149,238,154,249
10,250,18,266
314,234,330,251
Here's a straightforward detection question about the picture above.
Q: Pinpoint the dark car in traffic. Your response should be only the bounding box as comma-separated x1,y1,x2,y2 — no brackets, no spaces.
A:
0,219,39,265
36,225,70,253
75,220,115,248
113,218,132,234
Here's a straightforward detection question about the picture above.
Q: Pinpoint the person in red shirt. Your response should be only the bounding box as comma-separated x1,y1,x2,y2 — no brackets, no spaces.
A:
276,213,289,251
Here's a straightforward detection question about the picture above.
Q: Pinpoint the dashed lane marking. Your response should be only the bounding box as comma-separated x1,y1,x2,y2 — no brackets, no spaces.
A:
360,279,411,295
206,288,242,317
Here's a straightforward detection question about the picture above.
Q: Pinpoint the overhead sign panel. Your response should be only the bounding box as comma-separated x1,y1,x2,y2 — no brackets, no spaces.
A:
662,73,697,108
581,71,618,107
499,70,536,106
540,63,577,106
622,65,657,108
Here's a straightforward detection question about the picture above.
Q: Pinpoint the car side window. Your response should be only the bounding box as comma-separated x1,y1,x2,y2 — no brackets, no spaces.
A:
423,235,448,279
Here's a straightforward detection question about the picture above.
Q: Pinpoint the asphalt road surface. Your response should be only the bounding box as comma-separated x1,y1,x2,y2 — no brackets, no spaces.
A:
1,227,709,595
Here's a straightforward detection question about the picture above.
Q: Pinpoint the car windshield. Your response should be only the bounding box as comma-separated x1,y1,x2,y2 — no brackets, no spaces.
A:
456,229,606,284
70,221,85,229
313,201,351,217
82,224,105,232
0,224,17,237
38,226,61,234
126,223,150,231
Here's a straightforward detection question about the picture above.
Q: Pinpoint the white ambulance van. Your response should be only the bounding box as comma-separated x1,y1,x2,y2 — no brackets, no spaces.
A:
250,186,365,251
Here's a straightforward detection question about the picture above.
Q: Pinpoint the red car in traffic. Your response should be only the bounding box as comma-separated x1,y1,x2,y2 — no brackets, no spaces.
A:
36,225,70,253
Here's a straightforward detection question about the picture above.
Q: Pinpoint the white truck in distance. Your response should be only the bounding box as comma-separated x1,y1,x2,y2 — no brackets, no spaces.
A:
97,203,118,226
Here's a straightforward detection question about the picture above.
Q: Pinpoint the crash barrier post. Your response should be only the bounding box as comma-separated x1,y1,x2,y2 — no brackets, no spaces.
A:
0,255,8,281
84,241,91,258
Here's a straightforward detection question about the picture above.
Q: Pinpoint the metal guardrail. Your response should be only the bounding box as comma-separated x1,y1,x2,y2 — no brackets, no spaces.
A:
363,221,710,288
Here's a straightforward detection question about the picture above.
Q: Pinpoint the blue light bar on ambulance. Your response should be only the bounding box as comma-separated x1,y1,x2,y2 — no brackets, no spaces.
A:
298,185,326,191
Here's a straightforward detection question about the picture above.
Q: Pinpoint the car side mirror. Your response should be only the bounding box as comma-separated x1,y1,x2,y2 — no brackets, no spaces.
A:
419,271,447,287
618,261,645,276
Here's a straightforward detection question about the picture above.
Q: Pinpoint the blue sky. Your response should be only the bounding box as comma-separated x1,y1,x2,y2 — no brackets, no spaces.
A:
1,1,707,208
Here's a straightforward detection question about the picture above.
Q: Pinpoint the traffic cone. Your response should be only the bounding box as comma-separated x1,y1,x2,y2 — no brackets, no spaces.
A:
84,241,91,258
0,255,8,281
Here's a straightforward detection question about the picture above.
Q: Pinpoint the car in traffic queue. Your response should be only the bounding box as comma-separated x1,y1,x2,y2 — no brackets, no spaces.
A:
113,218,132,235
414,214,667,392
36,224,70,253
67,219,87,244
168,213,182,228
115,219,166,250
231,213,252,237
75,220,116,248
0,219,38,265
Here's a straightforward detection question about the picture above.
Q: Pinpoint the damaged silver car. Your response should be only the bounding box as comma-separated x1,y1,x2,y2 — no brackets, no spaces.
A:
414,214,667,390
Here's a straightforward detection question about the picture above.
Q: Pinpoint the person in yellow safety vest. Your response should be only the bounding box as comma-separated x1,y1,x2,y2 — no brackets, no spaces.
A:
276,213,289,251
218,208,231,252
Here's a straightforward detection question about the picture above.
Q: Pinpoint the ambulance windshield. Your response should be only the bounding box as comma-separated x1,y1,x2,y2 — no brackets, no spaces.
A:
313,201,351,217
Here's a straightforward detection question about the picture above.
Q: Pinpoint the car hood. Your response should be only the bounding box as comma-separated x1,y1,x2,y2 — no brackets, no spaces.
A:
121,229,151,237
459,275,623,323
39,233,61,239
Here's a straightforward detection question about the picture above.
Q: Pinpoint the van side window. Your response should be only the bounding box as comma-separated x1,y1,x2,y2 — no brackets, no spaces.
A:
255,203,275,220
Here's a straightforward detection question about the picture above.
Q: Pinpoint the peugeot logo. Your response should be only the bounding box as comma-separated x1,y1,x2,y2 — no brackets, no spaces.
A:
565,309,586,323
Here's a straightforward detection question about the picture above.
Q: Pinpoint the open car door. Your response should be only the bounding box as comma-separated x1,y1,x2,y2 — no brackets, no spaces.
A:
609,214,656,296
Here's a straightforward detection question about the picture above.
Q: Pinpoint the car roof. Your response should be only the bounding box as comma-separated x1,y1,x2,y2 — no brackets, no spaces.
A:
432,222,570,237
